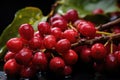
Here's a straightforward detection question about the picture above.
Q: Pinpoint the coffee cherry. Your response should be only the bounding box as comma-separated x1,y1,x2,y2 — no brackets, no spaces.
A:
92,8,104,14
50,27,62,41
15,48,33,65
20,65,37,78
6,38,23,52
49,57,65,72
32,52,48,71
63,9,78,22
63,29,79,43
51,19,67,31
91,43,107,60
19,23,34,41
43,35,56,49
63,65,72,76
50,14,64,23
105,54,118,70
80,47,92,63
77,20,96,37
63,49,78,65
4,59,21,76
38,21,51,35
55,39,71,53
29,36,42,50
4,51,15,62
114,51,120,65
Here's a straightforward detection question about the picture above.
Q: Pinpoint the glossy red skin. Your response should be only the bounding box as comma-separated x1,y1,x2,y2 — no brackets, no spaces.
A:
19,23,34,40
34,31,45,50
55,39,71,53
80,47,92,63
43,35,56,49
29,37,42,50
4,51,15,62
50,27,62,41
50,14,65,23
32,52,48,71
49,57,65,72
63,65,72,76
91,43,107,60
51,19,67,31
63,29,79,43
6,38,23,52
73,20,84,27
38,21,51,35
92,8,104,14
63,9,78,22
20,65,36,78
15,48,33,65
105,54,118,70
4,59,21,76
114,51,120,65
63,49,78,65
77,20,96,37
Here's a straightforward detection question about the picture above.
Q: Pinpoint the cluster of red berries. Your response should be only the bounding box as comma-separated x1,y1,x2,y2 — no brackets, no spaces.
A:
3,9,120,79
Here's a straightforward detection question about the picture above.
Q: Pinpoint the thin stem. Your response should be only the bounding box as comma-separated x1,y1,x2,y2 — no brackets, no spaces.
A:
72,33,120,47
104,39,110,47
110,40,113,54
51,53,54,58
97,18,120,31
96,31,112,35
48,1,64,18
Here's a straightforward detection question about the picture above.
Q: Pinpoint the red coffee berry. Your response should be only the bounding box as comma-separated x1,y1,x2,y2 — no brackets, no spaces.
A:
77,20,96,37
91,43,107,60
19,23,34,40
15,48,33,65
63,9,78,22
29,36,42,50
4,59,21,76
43,35,56,49
63,49,78,65
20,65,36,78
63,29,79,43
38,21,51,35
49,57,65,72
6,38,23,52
50,27,62,41
32,52,48,71
50,14,64,23
51,19,67,31
4,51,15,62
92,8,104,14
105,54,118,70
63,65,72,76
55,39,71,53
80,47,92,63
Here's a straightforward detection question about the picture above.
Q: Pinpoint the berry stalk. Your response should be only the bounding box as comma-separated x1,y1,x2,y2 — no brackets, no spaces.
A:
72,33,120,47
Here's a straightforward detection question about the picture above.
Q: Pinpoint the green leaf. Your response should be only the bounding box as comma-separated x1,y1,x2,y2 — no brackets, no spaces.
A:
0,7,47,59
57,0,120,18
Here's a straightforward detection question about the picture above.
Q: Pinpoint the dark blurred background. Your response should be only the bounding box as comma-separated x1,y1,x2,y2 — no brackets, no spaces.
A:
0,0,55,34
